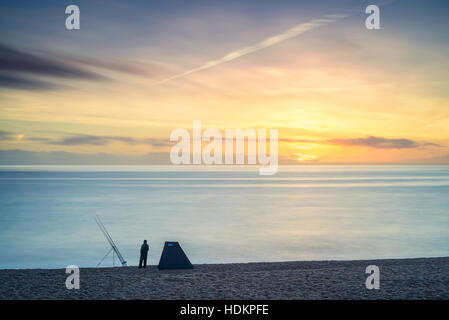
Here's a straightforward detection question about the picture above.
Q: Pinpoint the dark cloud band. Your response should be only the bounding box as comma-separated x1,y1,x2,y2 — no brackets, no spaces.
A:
280,136,442,149
0,44,103,80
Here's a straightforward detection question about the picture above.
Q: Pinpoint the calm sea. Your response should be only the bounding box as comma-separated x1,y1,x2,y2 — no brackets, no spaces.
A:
1,165,448,269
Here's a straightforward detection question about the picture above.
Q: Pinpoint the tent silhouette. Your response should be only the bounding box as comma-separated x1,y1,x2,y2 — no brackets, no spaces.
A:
157,241,194,270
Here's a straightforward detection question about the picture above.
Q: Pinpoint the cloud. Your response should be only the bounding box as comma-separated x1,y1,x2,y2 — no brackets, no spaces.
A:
0,44,103,80
0,131,53,143
156,14,348,85
59,53,170,78
0,73,58,90
3,130,443,151
0,149,171,165
142,138,172,147
48,134,170,148
0,131,171,148
0,43,177,90
0,131,29,141
9,130,441,151
327,136,442,149
0,131,14,140
25,136,53,142
280,136,443,149
50,135,136,146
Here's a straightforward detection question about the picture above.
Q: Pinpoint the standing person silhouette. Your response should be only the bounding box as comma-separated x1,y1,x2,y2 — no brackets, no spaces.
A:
139,240,149,268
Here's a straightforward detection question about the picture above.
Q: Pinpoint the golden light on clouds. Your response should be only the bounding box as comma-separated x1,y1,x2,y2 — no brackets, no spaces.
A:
0,2,448,165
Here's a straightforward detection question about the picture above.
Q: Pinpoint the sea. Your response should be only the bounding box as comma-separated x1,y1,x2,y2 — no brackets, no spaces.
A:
0,165,448,269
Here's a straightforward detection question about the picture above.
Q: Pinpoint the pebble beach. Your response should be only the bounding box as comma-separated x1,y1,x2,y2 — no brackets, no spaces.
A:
0,257,448,299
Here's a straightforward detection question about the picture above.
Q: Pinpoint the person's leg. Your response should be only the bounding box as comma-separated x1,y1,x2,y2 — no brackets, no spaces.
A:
143,254,147,268
138,255,143,268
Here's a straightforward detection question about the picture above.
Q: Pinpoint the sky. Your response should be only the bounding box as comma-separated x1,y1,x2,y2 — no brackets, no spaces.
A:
0,0,449,165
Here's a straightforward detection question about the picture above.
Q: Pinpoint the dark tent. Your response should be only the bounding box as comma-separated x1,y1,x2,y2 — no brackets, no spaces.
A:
157,241,194,270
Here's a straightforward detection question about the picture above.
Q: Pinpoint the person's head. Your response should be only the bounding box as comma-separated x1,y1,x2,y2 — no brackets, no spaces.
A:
143,240,147,244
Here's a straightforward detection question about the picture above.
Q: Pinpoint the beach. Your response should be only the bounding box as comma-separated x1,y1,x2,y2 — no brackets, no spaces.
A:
1,257,448,299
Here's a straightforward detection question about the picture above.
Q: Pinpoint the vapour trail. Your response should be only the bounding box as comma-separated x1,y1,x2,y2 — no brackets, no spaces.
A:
155,14,348,85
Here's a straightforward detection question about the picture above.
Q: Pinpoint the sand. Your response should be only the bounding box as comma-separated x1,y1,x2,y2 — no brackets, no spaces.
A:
0,257,448,299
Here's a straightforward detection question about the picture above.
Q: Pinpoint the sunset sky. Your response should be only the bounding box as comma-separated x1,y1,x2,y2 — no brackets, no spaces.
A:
1,0,449,164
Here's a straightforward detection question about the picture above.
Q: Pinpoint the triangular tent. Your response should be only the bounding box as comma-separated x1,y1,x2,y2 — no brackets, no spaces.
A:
157,241,194,269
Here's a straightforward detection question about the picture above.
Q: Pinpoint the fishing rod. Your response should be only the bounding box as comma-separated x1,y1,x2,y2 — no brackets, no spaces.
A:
95,215,127,267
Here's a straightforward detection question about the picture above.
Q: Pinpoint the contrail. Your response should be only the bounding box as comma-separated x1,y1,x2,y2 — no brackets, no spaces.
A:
155,14,348,85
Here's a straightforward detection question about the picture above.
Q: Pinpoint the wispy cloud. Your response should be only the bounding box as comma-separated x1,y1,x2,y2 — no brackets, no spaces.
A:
328,136,442,149
0,73,59,90
156,14,348,85
57,53,171,78
0,131,171,148
0,43,172,90
50,135,136,146
6,130,441,150
49,134,170,148
280,136,443,149
0,131,14,140
0,149,171,165
0,43,105,90
0,44,102,79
